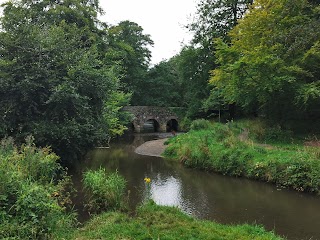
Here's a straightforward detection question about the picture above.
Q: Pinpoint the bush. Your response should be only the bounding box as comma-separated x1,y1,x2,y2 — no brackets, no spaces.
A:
190,119,212,131
179,117,193,132
0,137,76,239
235,119,293,142
263,126,293,142
83,168,127,214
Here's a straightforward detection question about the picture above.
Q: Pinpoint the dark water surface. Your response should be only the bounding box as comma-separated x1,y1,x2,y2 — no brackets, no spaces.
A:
73,133,320,240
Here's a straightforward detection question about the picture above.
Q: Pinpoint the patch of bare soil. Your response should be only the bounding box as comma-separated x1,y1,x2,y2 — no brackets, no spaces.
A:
304,141,320,147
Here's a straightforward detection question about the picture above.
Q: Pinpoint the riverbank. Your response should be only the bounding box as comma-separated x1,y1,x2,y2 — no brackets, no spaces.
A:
72,201,283,240
163,120,320,195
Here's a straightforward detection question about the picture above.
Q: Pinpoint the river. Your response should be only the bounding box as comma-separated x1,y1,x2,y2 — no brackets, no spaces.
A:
72,133,320,240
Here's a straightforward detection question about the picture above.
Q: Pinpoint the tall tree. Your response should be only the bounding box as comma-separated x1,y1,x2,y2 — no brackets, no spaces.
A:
176,0,252,118
106,20,154,105
188,0,253,44
174,46,214,117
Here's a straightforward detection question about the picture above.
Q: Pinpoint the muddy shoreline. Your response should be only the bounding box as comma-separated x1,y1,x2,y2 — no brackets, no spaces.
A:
134,138,168,157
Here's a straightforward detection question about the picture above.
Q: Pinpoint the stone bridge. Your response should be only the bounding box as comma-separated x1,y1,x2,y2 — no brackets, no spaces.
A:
123,106,179,133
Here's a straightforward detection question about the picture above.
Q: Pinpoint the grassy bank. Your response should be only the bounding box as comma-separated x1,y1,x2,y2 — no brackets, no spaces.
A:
72,201,282,240
163,120,320,194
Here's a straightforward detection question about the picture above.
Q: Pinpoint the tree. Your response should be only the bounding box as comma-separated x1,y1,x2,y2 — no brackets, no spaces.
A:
174,46,214,118
211,0,320,120
106,21,154,105
0,0,126,163
142,59,182,107
174,0,253,119
188,0,253,44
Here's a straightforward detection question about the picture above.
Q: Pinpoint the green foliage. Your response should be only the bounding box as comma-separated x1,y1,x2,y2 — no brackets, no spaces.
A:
175,0,253,119
106,20,154,105
179,117,193,132
190,119,212,130
202,87,227,114
143,59,183,107
0,0,128,163
0,138,76,239
167,0,253,119
73,201,283,240
164,122,320,194
189,0,253,43
174,46,214,118
103,81,132,139
211,0,320,120
83,168,127,214
262,127,293,142
234,119,293,142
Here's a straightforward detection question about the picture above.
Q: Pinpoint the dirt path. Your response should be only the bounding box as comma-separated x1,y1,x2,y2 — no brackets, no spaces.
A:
135,138,168,157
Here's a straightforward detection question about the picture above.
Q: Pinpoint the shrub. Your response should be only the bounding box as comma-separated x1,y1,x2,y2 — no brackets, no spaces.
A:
83,168,127,214
263,126,293,142
236,119,267,141
12,183,73,239
236,119,293,142
190,119,211,131
184,143,211,169
179,117,193,132
0,137,76,239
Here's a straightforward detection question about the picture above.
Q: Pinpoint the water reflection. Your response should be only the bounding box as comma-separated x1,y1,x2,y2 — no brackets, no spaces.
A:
150,176,184,206
75,133,320,240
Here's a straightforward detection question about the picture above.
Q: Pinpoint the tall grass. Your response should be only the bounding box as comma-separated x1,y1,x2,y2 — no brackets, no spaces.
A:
164,121,320,194
72,201,283,240
83,168,127,214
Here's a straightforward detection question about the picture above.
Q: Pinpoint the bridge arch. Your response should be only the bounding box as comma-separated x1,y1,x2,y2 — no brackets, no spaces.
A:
166,118,178,132
142,119,160,132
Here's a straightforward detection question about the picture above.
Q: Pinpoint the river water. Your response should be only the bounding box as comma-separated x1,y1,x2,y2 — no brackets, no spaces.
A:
73,133,320,240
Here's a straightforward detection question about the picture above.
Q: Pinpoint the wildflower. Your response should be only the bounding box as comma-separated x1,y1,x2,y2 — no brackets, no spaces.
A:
52,191,60,197
144,177,152,201
144,177,151,183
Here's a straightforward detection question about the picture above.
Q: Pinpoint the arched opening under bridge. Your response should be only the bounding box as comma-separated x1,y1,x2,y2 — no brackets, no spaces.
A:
142,119,160,132
166,119,179,132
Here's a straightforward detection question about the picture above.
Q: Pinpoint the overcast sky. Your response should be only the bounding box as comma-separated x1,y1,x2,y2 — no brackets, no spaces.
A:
99,0,197,65
0,0,198,65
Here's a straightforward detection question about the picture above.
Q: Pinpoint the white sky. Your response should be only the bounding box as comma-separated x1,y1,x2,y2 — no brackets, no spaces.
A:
99,0,197,65
0,0,198,65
